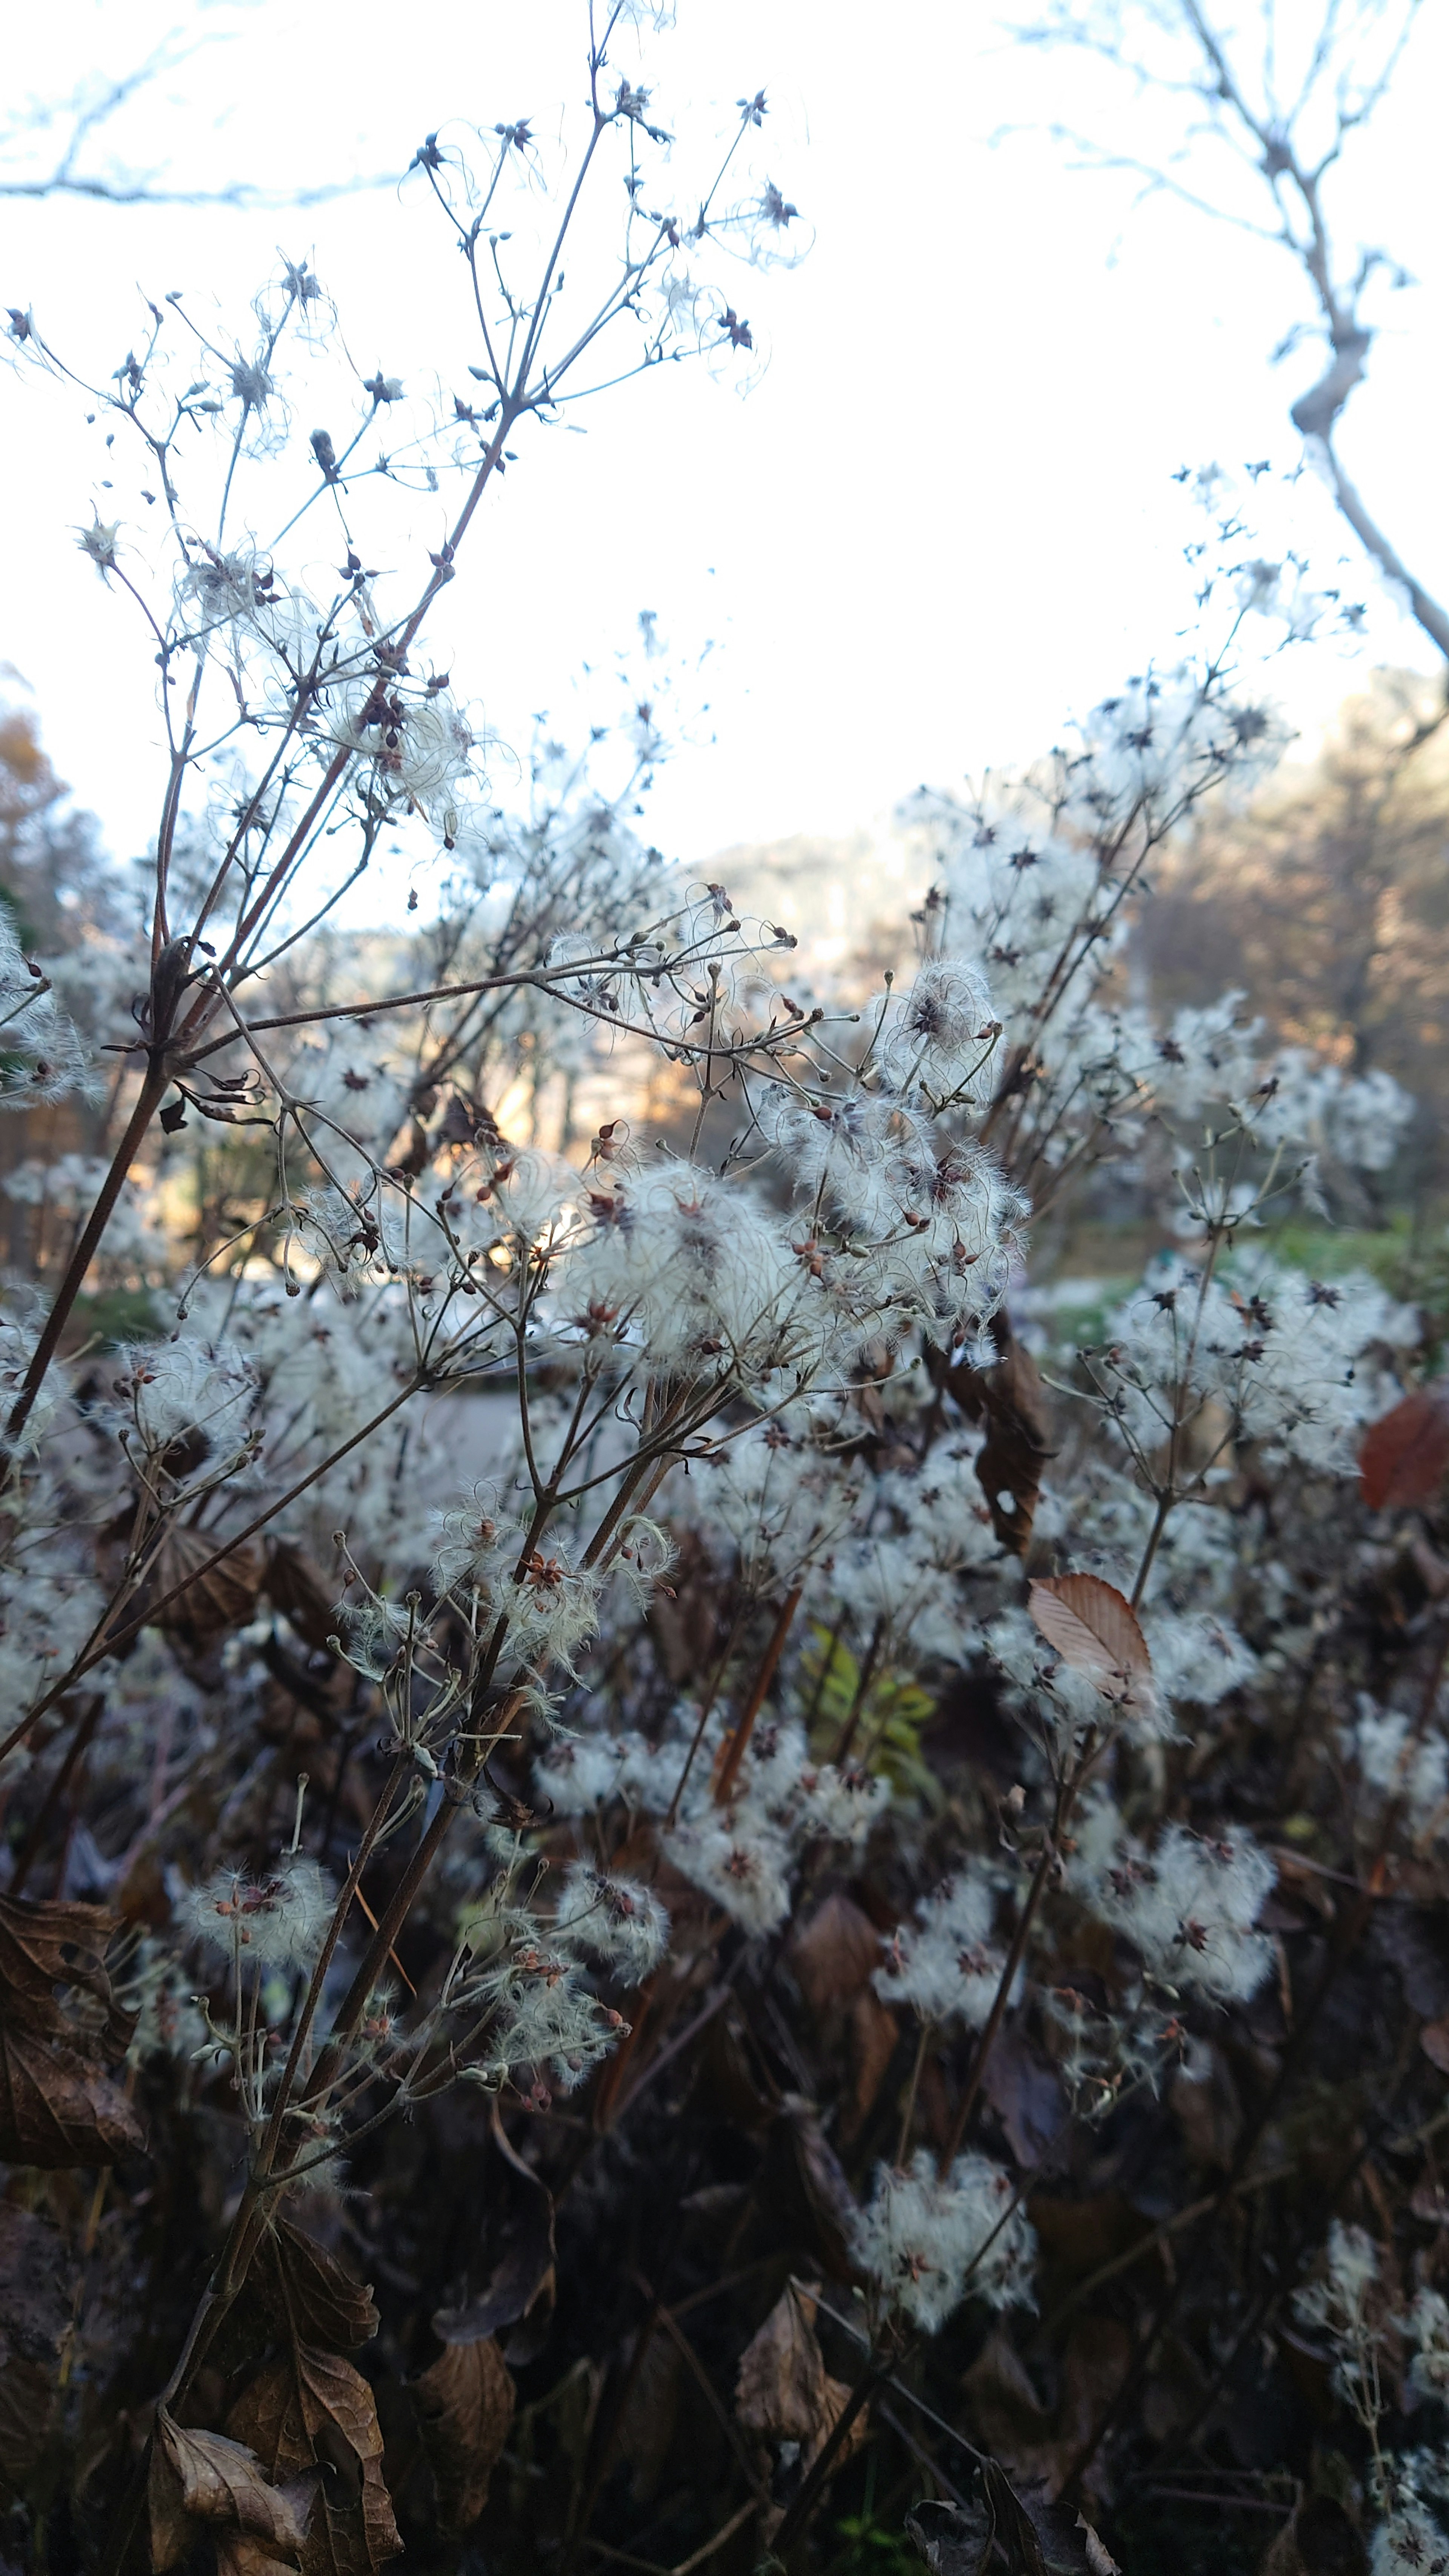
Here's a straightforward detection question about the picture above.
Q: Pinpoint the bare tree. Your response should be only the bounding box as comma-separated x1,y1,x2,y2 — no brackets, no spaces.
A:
1,22,395,210
1014,0,1449,666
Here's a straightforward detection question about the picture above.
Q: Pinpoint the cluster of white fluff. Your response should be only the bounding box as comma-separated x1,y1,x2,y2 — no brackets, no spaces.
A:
0,912,92,1108
1344,1698,1449,1841
1071,1801,1275,2002
552,1862,671,1982
2,1153,168,1276
461,1943,623,2098
1292,2233,1449,2574
115,1335,259,1468
1402,2288,1449,2409
432,1491,607,1680
177,1855,336,1970
1292,2219,1381,2386
1099,1257,1417,1474
534,1701,887,1939
873,1864,1012,2027
851,2148,1037,2329
662,1710,889,1936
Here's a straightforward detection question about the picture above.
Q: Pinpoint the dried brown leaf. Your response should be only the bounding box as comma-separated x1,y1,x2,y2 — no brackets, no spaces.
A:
149,2413,309,2573
413,2335,516,2533
227,2345,399,2573
736,2281,829,2446
942,1316,1052,1556
1360,1387,1449,1513
1028,1575,1152,1698
149,1524,265,1645
790,1893,880,2014
253,2218,379,2351
763,2100,861,2283
265,1541,342,1655
735,2281,866,2473
0,1890,135,2049
0,2023,145,2168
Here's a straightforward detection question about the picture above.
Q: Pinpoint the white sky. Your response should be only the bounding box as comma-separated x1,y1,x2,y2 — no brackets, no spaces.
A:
3,0,1447,903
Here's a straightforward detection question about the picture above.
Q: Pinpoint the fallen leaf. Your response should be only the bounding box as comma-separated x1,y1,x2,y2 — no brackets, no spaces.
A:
735,2280,865,2472
0,1890,136,2052
907,2494,993,2576
413,2335,516,2532
736,2280,829,2447
1077,2516,1119,2576
0,1893,142,2167
1028,1575,1152,1702
983,2030,1065,2169
790,1893,880,2014
844,1989,900,2141
761,2099,861,2283
1360,1387,1449,1513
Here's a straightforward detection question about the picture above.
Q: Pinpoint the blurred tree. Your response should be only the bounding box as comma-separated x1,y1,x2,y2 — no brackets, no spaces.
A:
0,689,115,952
1138,667,1449,1161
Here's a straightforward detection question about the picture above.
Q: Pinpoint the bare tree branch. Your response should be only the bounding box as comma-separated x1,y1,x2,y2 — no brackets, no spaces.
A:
0,27,398,209
1014,0,1448,665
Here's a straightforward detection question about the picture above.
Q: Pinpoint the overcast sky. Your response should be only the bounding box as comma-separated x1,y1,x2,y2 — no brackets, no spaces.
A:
3,0,1447,899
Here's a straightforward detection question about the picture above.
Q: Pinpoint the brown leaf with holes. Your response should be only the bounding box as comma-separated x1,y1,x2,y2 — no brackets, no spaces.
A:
0,1890,136,2051
149,2412,310,2573
0,1894,143,2167
791,1892,880,2014
940,1313,1052,1555
1028,1575,1152,1702
252,2218,379,2351
0,2021,145,2168
413,2335,516,2532
1360,1388,1449,1512
735,2281,866,2471
227,2345,399,2572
